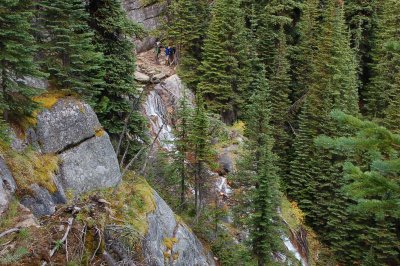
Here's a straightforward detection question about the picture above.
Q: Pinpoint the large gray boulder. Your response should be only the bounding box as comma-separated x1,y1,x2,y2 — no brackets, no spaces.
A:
58,133,121,194
123,0,165,52
36,98,101,154
142,192,215,266
0,157,16,215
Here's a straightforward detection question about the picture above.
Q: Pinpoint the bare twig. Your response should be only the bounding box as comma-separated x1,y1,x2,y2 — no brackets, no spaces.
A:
122,124,164,176
0,227,20,238
90,226,102,263
120,140,131,168
116,89,145,157
42,218,74,266
140,124,165,175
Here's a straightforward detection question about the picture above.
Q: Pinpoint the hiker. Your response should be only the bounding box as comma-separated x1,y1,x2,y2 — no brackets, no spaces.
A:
165,45,171,65
170,46,177,66
154,40,162,64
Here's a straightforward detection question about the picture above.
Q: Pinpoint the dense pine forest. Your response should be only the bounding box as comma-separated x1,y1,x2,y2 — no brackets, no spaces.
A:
0,0,399,265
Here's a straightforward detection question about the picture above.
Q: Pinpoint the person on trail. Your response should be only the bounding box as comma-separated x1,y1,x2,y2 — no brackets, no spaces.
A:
165,46,171,65
155,41,161,64
170,46,177,66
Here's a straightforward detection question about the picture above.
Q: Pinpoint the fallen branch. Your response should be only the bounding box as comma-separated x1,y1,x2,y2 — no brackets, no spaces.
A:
42,218,74,266
90,226,102,263
0,227,20,239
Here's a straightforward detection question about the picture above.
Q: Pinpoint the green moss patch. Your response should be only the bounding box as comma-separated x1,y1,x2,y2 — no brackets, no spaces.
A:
1,146,59,195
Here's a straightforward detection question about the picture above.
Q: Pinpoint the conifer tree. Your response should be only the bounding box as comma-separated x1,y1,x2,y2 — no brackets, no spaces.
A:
244,59,281,266
255,0,294,77
88,0,147,143
0,0,44,134
364,0,400,121
269,25,292,186
190,94,212,215
173,88,192,209
198,0,251,123
166,0,209,90
290,0,319,102
38,0,104,103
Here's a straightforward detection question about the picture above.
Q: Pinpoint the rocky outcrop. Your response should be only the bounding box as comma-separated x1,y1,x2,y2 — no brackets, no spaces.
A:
58,133,121,194
0,157,16,215
36,98,101,154
143,192,215,266
123,0,165,52
17,97,121,216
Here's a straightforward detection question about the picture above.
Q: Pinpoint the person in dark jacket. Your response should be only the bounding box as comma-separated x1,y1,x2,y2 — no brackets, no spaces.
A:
165,46,170,65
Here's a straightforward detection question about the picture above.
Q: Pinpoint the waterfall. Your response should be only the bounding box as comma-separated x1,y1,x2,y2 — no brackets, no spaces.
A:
143,90,175,151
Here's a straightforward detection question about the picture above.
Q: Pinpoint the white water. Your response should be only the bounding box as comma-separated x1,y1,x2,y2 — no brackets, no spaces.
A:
216,176,232,196
143,90,175,151
283,235,307,266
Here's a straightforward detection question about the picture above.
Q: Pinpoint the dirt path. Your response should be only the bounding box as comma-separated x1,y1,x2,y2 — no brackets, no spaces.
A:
136,50,176,77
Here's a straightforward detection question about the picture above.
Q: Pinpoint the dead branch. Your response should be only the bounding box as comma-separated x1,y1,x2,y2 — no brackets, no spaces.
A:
116,89,145,157
140,124,165,175
42,217,74,266
0,227,20,238
122,124,164,176
90,226,102,263
120,140,131,168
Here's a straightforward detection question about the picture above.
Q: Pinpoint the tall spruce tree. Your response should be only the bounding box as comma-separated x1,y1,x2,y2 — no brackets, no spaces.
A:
245,59,281,266
198,0,250,124
38,0,104,103
0,0,44,132
269,25,292,187
173,88,192,209
88,0,147,146
290,0,319,104
190,94,212,216
166,0,209,90
364,0,400,122
255,0,294,78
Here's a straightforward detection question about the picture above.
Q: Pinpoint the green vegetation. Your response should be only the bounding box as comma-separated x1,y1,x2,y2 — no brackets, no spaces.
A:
0,0,44,138
1,146,59,195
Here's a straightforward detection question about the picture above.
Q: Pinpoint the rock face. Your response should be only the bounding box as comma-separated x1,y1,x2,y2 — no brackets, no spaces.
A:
0,158,16,215
21,98,122,216
123,0,165,52
142,192,215,266
36,98,101,154
58,134,121,194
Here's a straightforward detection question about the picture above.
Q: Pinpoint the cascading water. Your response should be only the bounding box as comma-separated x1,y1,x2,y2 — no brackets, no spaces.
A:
143,90,175,151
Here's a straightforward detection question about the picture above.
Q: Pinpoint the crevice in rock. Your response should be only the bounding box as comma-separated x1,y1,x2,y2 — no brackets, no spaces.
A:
55,134,96,155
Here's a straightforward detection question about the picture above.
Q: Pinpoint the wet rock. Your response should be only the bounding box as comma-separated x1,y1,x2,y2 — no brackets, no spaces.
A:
142,192,215,266
36,98,101,154
0,158,16,215
135,71,150,83
58,134,121,195
219,152,235,174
